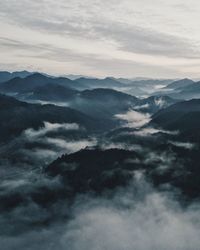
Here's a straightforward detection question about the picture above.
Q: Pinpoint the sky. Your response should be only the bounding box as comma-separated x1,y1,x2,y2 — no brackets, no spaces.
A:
0,0,200,78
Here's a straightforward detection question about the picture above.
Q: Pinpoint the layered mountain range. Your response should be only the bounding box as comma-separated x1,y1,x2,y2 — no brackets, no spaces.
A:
1,71,200,249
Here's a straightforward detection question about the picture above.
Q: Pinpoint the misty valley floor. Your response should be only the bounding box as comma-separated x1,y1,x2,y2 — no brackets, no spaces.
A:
0,74,200,249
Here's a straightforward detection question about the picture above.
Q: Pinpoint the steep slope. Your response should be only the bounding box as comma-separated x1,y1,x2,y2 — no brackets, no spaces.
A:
28,83,78,101
68,88,139,119
151,99,200,140
45,148,140,193
135,95,181,113
0,94,110,142
45,143,200,200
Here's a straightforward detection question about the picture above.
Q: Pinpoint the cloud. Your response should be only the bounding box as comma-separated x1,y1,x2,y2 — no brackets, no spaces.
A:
133,127,179,137
0,121,96,168
93,21,200,59
0,37,49,52
154,96,167,108
144,150,176,166
169,141,196,150
61,174,200,250
24,121,80,139
44,137,97,154
134,103,150,110
22,135,97,166
100,141,142,152
1,171,200,250
22,122,96,165
115,110,151,128
23,121,96,156
25,148,59,163
133,127,163,136
1,0,200,77
1,1,199,59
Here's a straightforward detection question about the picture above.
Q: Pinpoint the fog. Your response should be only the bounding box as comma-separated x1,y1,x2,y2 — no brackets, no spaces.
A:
24,122,80,139
65,179,200,250
1,173,200,250
115,110,151,128
0,97,199,250
0,121,97,170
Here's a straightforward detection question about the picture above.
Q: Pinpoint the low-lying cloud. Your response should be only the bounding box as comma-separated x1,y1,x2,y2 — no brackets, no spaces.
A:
169,141,196,150
115,110,151,128
63,174,200,250
0,121,96,168
24,121,80,139
133,127,179,137
1,172,200,250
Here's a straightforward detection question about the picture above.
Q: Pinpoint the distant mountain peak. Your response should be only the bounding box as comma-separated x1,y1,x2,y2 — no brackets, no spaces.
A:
165,78,194,90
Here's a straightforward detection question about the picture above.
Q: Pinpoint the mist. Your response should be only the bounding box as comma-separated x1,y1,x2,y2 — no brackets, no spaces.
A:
1,0,200,248
64,178,200,250
1,173,200,250
115,110,151,128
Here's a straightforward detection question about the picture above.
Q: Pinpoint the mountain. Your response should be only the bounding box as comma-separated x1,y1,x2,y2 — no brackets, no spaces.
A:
62,74,89,80
0,94,111,142
75,77,124,89
170,82,200,100
28,83,78,101
68,88,139,119
12,82,179,116
116,78,174,97
130,79,173,87
153,79,199,100
0,73,79,93
153,78,194,98
164,78,194,90
0,71,15,83
80,88,137,101
45,148,140,193
45,144,200,200
151,99,200,140
0,71,33,83
11,70,33,78
135,95,181,113
0,73,54,93
17,86,140,119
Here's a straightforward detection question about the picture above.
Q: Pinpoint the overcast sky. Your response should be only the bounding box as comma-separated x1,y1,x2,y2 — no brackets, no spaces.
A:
0,0,200,78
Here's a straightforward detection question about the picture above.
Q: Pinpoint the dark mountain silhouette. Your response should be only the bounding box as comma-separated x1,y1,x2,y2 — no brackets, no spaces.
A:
45,144,200,200
151,99,200,140
45,148,140,193
0,94,112,142
28,83,78,101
